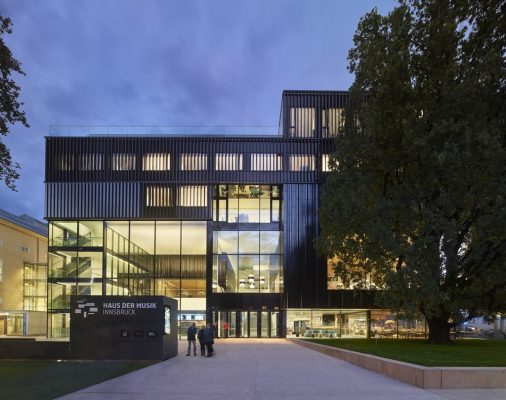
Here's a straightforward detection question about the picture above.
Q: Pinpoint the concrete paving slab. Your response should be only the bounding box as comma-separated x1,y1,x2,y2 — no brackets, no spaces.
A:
58,339,506,400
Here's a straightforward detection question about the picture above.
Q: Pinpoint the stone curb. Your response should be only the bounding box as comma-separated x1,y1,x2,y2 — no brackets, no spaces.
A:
289,339,506,389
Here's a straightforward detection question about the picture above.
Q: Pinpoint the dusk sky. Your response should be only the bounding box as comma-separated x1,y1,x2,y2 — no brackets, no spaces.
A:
0,0,395,220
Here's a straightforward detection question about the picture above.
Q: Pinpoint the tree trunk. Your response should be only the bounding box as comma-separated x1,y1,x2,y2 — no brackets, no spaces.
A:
426,315,453,344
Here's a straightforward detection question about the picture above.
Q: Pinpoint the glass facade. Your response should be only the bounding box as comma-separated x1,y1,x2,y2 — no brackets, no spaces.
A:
47,219,207,338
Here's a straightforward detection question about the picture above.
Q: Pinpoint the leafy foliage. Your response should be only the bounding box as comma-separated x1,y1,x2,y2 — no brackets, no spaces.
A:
0,16,29,190
317,0,505,343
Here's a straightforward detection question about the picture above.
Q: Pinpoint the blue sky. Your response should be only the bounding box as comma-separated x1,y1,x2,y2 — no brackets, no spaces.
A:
0,0,396,220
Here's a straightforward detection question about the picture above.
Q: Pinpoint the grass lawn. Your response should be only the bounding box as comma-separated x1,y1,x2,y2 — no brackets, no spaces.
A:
304,338,506,367
0,360,154,400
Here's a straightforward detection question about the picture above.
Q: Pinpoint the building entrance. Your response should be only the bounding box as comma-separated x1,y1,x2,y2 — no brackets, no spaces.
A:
213,310,280,338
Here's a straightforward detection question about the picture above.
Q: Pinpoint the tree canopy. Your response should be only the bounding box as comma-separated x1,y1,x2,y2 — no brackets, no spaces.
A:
0,16,28,190
317,0,505,344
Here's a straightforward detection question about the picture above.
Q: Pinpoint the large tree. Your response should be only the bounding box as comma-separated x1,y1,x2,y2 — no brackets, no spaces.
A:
0,16,28,190
317,0,505,344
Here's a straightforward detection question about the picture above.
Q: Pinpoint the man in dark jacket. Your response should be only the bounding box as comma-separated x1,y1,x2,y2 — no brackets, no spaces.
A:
186,322,197,356
197,325,206,356
203,322,214,357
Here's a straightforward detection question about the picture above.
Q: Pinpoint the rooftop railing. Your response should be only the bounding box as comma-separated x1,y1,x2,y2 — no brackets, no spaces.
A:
48,125,280,137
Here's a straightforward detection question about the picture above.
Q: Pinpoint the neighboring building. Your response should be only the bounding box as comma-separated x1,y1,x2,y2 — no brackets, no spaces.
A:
0,209,47,336
44,91,422,338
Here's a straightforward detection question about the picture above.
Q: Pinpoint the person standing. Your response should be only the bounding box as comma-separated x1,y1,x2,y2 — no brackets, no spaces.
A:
203,322,214,357
197,325,206,356
223,321,229,338
186,322,197,356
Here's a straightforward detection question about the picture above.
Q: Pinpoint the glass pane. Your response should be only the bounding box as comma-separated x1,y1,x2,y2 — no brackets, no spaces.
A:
77,252,103,278
216,254,238,293
49,251,77,278
260,231,282,254
272,200,280,222
227,185,239,222
155,279,180,298
259,199,270,223
49,312,70,338
238,231,259,253
229,312,236,337
156,221,181,255
218,200,227,221
261,312,269,337
250,312,258,338
260,255,283,293
271,312,278,337
238,255,259,293
50,221,78,246
78,221,103,246
216,231,238,254
239,197,259,223
181,222,207,255
48,282,73,310
240,312,248,337
130,221,155,254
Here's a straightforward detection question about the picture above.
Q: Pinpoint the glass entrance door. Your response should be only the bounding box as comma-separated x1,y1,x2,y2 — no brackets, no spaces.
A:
250,312,258,337
215,310,279,338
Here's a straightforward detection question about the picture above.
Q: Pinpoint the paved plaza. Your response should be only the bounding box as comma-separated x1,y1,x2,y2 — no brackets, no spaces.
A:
59,339,506,400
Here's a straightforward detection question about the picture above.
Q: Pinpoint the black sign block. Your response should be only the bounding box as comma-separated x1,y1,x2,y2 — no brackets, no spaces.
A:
70,295,177,360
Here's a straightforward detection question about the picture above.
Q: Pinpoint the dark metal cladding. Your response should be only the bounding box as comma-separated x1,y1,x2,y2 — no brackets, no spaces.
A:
44,90,377,326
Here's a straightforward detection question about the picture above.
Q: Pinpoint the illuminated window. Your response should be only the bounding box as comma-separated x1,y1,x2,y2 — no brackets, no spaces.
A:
322,108,345,137
55,154,74,171
142,153,170,171
289,155,315,171
215,154,243,171
322,154,330,172
79,154,103,171
251,154,283,171
112,154,136,171
289,107,315,137
180,154,207,170
146,186,172,207
178,186,208,207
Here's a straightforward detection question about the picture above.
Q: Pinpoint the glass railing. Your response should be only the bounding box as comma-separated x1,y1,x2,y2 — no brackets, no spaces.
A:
49,125,280,137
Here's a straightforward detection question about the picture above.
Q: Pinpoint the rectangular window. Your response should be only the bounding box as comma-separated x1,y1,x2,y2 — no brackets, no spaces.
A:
0,259,3,282
55,154,74,171
112,154,136,171
146,186,172,207
215,153,243,171
289,107,315,137
212,230,283,294
79,153,103,171
142,153,170,171
21,246,31,254
251,154,283,171
322,108,345,137
289,155,315,171
180,153,207,170
213,184,282,223
178,186,208,207
322,154,331,172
